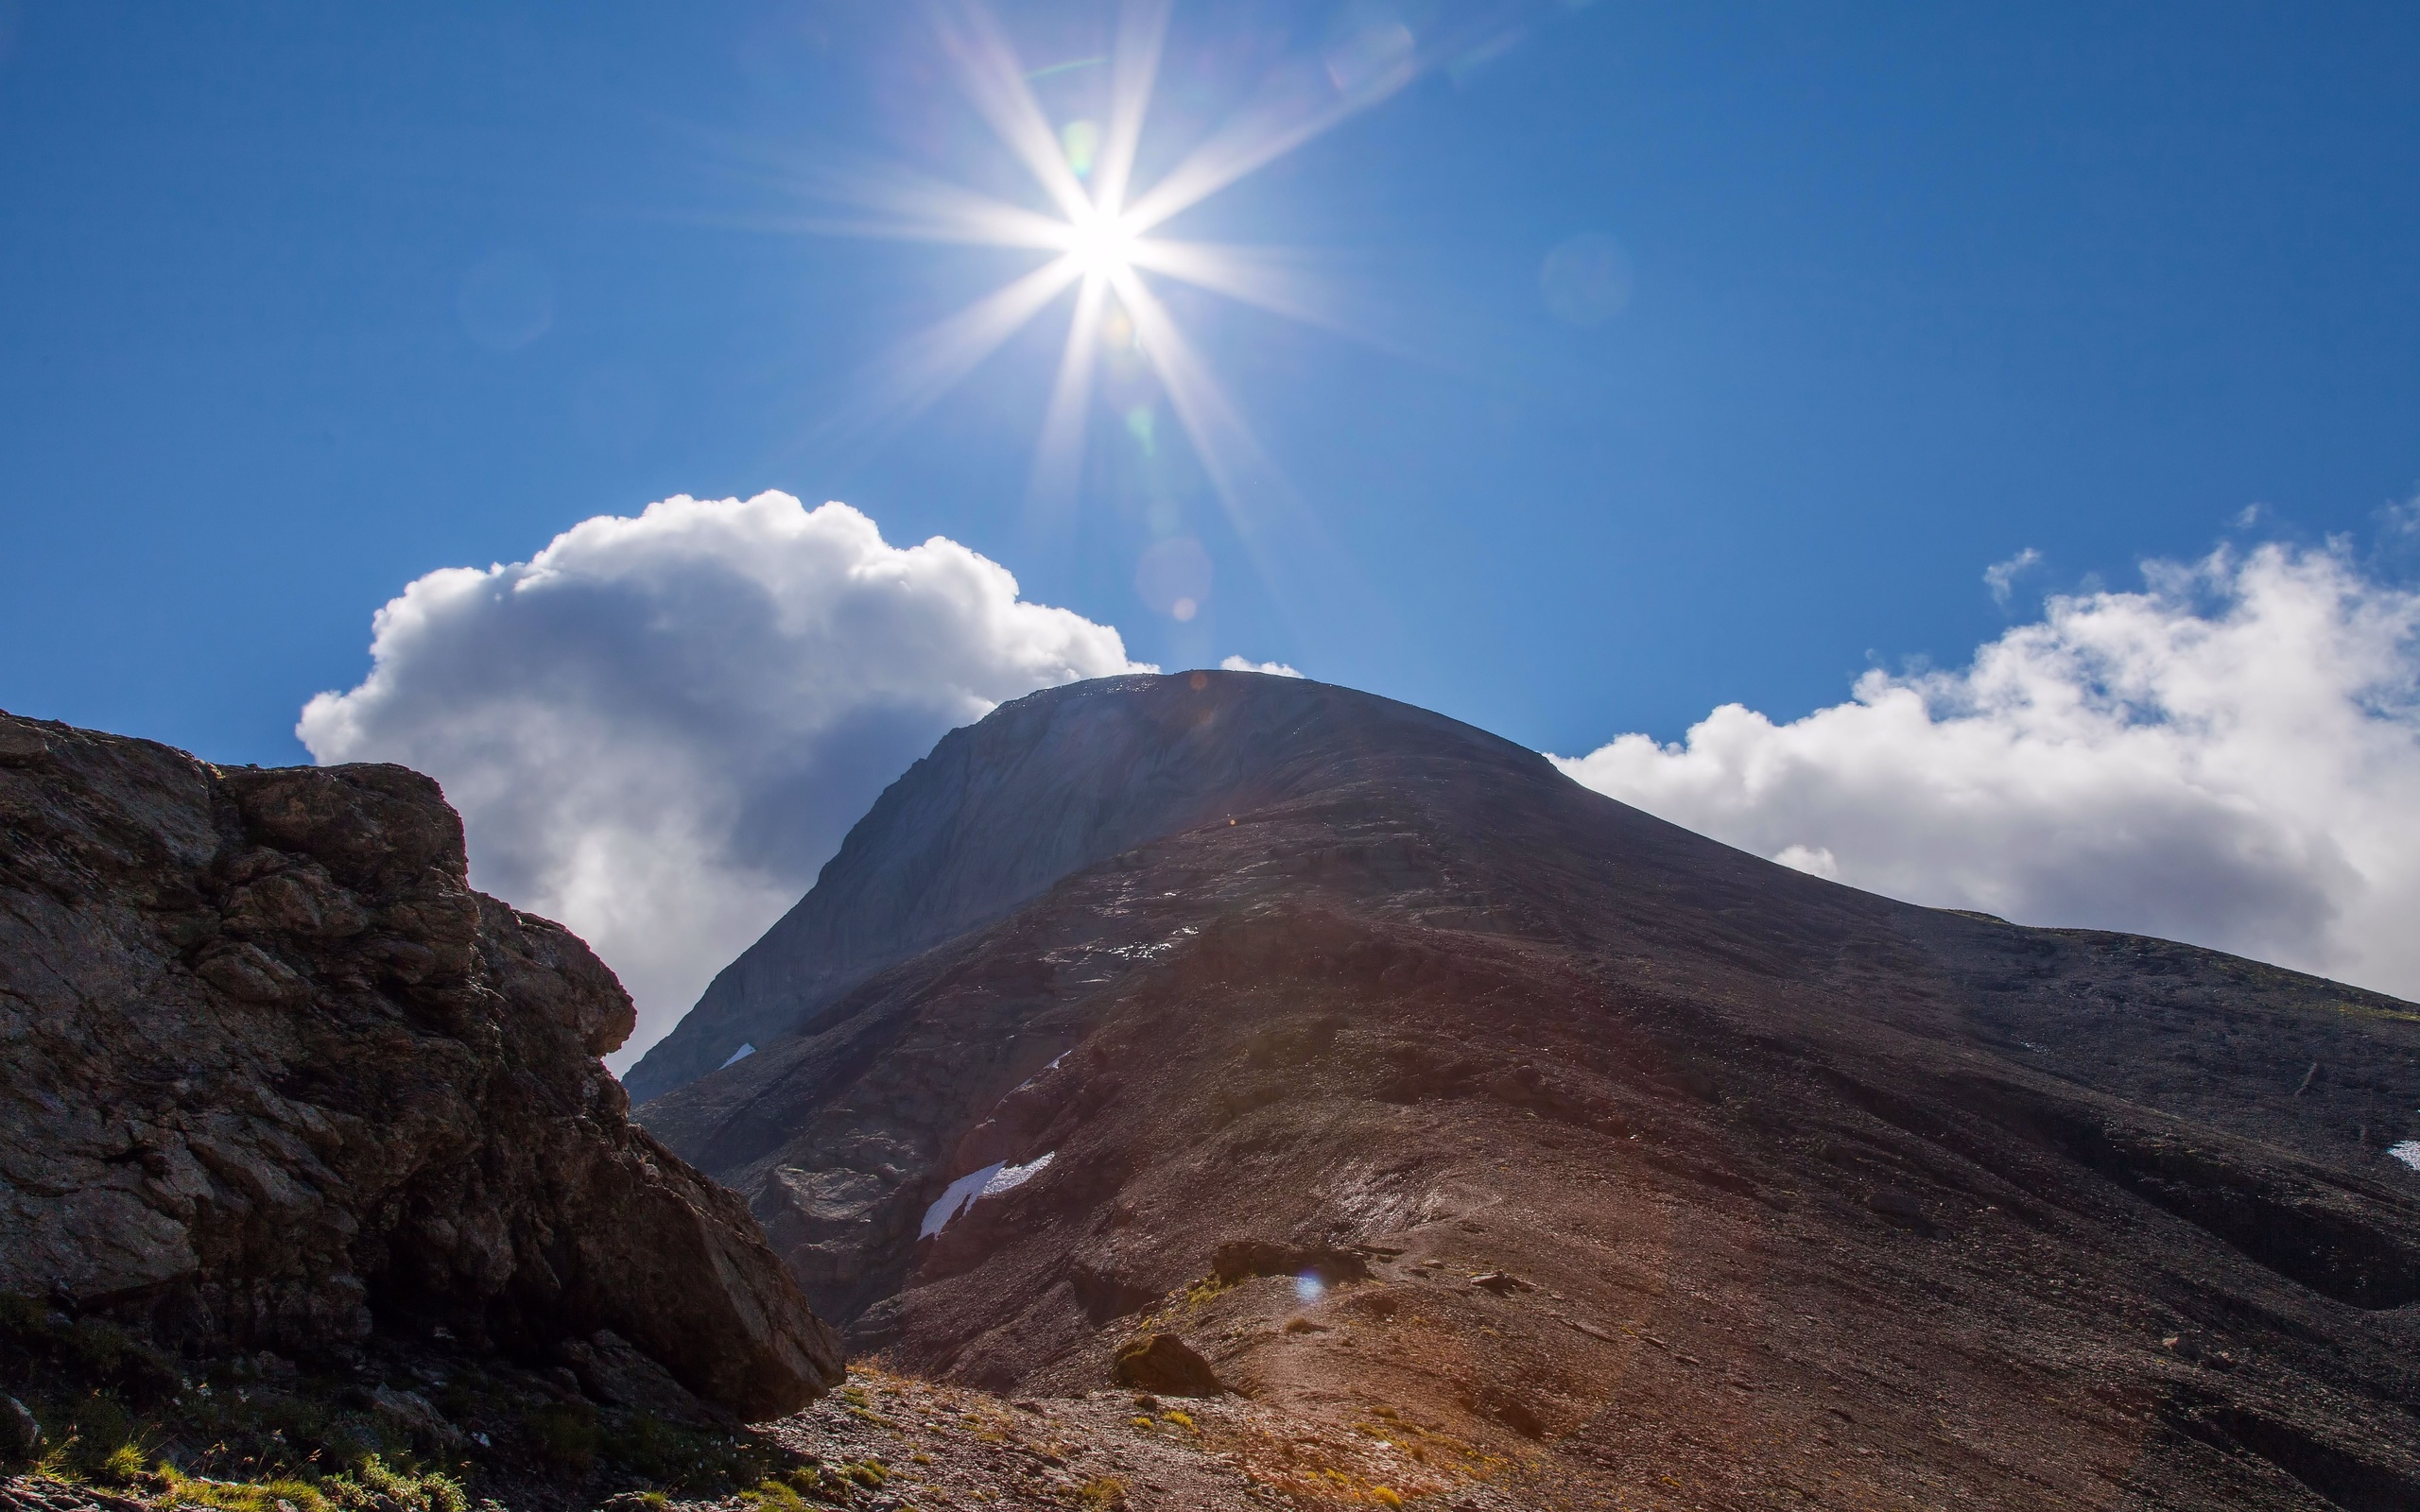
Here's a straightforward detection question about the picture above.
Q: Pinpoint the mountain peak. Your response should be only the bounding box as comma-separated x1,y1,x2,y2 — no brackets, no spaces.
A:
623,669,1542,1105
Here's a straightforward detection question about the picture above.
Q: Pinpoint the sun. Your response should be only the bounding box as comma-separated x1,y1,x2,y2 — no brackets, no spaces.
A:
786,0,1495,533
1058,208,1140,280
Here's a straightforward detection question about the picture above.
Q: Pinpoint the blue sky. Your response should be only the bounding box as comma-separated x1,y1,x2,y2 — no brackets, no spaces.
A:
6,1,2418,764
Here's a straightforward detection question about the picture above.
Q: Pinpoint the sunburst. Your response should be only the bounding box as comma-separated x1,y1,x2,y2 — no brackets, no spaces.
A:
788,0,1517,548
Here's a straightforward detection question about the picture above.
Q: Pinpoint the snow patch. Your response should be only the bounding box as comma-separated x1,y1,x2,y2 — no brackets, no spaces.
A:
1015,1051,1068,1089
718,1042,755,1069
2389,1140,2420,1174
918,1152,1057,1240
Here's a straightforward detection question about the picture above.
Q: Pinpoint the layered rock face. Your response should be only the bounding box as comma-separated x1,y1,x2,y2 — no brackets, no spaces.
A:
0,712,841,1419
641,671,2420,1509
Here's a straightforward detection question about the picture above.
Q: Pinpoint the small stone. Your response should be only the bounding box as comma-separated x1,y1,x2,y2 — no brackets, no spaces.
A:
1,1394,43,1459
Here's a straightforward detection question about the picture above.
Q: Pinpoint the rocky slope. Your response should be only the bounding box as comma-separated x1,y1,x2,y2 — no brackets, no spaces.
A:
0,709,843,1422
640,670,2420,1510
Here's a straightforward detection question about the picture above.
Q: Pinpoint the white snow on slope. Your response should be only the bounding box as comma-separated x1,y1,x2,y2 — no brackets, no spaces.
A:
918,1152,1056,1240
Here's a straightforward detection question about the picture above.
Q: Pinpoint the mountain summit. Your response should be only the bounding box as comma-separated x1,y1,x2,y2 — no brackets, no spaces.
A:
639,670,2420,1508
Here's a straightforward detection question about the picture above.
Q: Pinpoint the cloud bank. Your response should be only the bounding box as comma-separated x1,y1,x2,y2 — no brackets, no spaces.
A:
1556,542,2420,999
301,492,1147,1067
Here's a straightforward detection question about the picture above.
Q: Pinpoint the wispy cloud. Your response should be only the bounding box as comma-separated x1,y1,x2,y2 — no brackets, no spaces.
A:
1982,546,2042,607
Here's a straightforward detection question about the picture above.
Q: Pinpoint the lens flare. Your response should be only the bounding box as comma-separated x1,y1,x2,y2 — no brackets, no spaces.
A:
786,0,1531,555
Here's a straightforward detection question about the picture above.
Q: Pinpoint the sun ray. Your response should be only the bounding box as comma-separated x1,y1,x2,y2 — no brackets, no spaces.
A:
1092,0,1175,219
929,0,1097,226
773,159,1072,250
1121,4,1530,236
1028,273,1110,512
1118,65,1403,237
1123,237,1354,336
805,253,1083,455
1103,263,1288,544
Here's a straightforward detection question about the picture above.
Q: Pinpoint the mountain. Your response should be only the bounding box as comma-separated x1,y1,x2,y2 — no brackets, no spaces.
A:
638,670,2420,1509
622,672,1449,1105
0,710,842,1428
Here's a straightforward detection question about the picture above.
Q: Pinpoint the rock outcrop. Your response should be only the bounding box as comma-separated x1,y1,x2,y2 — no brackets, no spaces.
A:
0,711,841,1420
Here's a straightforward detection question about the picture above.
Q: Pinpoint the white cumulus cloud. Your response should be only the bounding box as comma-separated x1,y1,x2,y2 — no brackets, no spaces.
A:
301,491,1148,1068
1555,542,2420,1000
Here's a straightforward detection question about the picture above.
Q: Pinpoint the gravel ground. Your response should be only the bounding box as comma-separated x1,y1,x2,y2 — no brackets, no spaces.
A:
0,1365,1551,1512
752,1366,1545,1510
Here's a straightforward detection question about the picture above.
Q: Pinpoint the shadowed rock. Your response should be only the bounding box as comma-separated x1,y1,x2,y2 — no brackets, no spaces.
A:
0,712,842,1419
1113,1333,1223,1398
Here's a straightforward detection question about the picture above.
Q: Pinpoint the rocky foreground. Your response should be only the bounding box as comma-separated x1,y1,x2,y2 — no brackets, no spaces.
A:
0,1359,1559,1512
0,710,839,1506
0,1354,1567,1509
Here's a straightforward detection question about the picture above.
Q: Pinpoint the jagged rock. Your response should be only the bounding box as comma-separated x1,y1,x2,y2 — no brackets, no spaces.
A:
0,712,842,1419
1112,1334,1223,1398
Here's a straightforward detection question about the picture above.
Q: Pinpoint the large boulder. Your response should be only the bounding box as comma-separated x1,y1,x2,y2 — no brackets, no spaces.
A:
0,712,842,1419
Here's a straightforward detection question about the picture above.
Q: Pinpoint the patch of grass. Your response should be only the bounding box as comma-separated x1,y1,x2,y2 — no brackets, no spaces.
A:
785,1462,854,1500
101,1441,147,1482
844,1458,888,1487
1161,1410,1195,1430
159,1469,333,1512
741,1476,809,1512
1371,1488,1405,1507
1079,1476,1130,1509
329,1452,469,1512
135,1450,466,1512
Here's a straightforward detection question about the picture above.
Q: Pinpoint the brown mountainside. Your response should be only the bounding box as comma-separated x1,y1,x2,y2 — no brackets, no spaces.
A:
641,670,2420,1510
